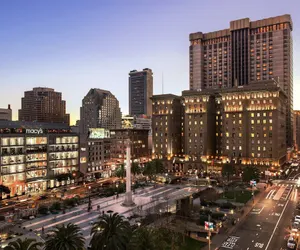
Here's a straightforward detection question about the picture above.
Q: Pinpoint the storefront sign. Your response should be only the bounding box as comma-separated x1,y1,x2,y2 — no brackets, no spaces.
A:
26,128,44,134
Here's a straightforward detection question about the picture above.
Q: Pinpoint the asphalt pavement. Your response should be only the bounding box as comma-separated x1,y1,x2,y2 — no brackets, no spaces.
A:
218,183,296,250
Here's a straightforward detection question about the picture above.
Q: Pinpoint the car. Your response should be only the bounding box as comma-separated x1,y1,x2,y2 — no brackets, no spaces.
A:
89,221,94,225
294,215,300,223
29,215,35,220
287,236,297,249
292,222,300,232
38,195,47,200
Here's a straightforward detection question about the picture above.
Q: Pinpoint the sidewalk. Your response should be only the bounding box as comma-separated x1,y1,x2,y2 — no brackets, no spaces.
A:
201,187,270,250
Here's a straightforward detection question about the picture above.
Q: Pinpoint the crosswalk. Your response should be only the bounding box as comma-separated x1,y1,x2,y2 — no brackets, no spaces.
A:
265,185,297,202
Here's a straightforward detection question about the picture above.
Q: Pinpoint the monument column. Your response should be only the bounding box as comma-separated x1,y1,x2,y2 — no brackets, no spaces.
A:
122,139,135,206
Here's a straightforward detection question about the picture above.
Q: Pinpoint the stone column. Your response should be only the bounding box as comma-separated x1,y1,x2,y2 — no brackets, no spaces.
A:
122,139,135,207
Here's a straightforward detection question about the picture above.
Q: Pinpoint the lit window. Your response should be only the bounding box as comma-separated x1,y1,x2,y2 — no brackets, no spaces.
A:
251,113,254,117
226,114,229,118
239,133,242,137
239,114,242,118
251,120,254,124
264,133,267,137
226,132,229,137
263,147,266,151
239,146,242,150
270,126,272,130
194,121,197,125
239,120,242,124
269,112,272,117
251,133,255,138
226,145,229,150
258,146,261,151
251,153,255,157
263,120,266,124
269,119,272,124
257,120,261,124
200,121,203,125
257,113,260,117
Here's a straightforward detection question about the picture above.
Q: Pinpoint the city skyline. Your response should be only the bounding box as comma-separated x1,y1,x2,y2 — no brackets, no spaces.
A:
0,0,299,125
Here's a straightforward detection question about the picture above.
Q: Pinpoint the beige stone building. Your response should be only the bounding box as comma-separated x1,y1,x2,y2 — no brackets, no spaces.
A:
151,80,287,170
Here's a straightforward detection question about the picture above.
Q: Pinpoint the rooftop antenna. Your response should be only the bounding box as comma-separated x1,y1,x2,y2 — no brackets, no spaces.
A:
162,72,164,94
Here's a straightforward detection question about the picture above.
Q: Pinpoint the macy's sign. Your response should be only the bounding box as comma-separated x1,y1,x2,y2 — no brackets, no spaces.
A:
25,128,44,134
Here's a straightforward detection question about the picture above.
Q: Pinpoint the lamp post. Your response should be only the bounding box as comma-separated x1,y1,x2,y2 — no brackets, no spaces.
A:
88,186,92,212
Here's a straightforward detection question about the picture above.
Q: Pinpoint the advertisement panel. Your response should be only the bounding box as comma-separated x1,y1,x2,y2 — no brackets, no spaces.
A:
89,128,110,139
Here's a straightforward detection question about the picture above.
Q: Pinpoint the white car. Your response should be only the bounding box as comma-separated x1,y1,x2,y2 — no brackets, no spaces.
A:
295,215,300,223
287,236,296,249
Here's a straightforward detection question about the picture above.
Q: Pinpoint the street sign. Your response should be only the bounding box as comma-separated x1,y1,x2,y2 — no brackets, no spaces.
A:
205,221,214,231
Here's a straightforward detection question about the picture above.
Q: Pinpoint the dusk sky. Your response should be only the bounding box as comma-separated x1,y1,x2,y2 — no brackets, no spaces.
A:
0,0,299,125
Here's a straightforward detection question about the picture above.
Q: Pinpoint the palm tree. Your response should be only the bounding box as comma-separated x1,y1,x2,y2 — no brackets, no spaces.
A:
4,238,43,250
128,227,159,250
90,212,131,250
44,223,85,250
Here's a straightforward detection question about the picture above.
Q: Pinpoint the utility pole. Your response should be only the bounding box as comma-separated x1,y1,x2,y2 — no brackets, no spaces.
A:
208,214,211,250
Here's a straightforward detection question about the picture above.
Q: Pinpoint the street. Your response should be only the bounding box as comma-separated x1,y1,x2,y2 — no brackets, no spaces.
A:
219,182,297,250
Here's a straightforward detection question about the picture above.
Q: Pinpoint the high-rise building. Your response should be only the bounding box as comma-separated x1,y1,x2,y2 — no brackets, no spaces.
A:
0,105,12,121
152,80,287,170
189,14,293,146
80,89,122,134
129,68,153,116
294,111,300,151
19,87,70,125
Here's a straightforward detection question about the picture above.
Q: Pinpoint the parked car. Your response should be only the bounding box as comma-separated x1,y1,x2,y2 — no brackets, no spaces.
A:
294,215,300,223
287,236,297,249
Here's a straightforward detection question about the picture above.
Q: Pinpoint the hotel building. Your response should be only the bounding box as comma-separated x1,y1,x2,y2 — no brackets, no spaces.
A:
151,80,287,170
151,94,184,160
189,14,293,147
0,121,79,199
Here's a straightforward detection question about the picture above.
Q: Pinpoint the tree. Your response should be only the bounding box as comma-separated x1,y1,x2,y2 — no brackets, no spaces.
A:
115,164,125,179
44,223,85,250
90,212,131,250
221,164,235,182
4,238,43,250
143,159,165,180
242,166,260,183
128,227,159,250
0,184,10,199
131,162,141,176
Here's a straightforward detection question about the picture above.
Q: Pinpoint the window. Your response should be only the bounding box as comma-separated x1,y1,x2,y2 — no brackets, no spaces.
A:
226,145,229,150
251,113,254,117
239,133,242,137
239,146,242,150
258,146,261,151
269,119,272,124
270,126,272,130
194,121,197,125
226,114,229,118
263,120,266,124
251,120,254,124
239,120,242,124
226,132,229,137
257,120,261,124
251,133,255,138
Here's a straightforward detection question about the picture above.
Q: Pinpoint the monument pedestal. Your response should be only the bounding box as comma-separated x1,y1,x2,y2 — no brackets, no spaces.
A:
122,191,135,207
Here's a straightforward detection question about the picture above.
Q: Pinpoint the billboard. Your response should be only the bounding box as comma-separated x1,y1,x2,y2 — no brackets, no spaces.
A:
89,128,110,139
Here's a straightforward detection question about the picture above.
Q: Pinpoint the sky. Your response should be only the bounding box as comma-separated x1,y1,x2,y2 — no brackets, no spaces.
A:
0,0,299,125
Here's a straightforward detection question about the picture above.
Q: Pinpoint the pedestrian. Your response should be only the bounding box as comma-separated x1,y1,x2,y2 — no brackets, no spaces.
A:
42,226,44,234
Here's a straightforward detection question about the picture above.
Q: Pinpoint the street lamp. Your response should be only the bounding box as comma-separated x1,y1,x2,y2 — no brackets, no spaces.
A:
88,186,92,212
